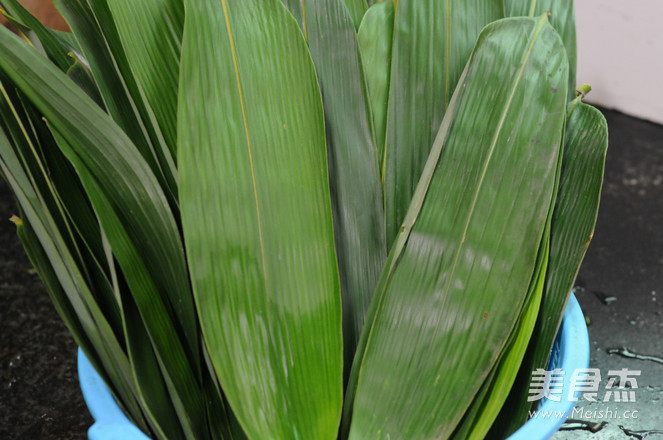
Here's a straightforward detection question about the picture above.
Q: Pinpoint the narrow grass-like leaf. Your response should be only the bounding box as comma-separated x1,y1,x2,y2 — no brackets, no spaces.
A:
345,16,568,439
105,0,183,157
0,21,198,357
0,24,206,430
283,0,387,381
3,38,201,437
0,78,124,337
357,0,394,170
12,213,155,436
120,283,186,440
383,0,504,243
506,0,577,100
48,125,203,439
537,101,608,360
179,1,342,439
0,123,150,434
53,0,178,203
0,0,74,72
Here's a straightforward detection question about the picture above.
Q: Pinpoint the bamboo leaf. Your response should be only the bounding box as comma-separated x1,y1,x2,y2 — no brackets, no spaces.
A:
538,99,607,367
48,125,203,439
0,121,150,434
120,285,186,440
344,16,568,439
12,215,153,436
451,233,549,440
282,0,387,381
490,95,608,437
1,77,126,338
341,0,368,29
0,0,75,72
65,51,104,106
179,1,342,439
0,22,198,357
383,0,504,244
0,26,207,434
506,0,577,100
53,0,178,203
105,0,183,157
357,0,394,170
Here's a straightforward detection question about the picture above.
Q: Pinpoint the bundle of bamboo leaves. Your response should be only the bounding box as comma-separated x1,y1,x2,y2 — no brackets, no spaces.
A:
0,0,607,439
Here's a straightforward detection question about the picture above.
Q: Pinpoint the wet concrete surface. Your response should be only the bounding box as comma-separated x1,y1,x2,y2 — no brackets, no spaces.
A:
0,108,661,439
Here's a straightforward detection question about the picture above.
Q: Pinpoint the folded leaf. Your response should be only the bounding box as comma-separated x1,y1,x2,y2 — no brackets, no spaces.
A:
357,0,394,170
345,15,568,439
179,1,342,438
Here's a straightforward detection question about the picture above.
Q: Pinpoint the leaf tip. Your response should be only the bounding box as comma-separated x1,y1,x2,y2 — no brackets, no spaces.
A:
576,84,592,99
9,214,22,226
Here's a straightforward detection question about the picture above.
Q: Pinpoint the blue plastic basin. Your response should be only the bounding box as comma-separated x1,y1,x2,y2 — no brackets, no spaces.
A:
78,293,589,440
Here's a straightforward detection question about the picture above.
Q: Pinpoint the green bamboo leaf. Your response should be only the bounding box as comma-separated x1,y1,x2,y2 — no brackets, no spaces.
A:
0,123,150,434
105,0,183,157
0,3,101,103
491,94,608,437
0,0,75,72
121,296,185,440
506,0,577,100
357,0,394,170
65,51,104,106
179,1,342,439
200,346,248,440
345,16,568,439
48,125,204,439
0,21,197,352
0,19,203,395
2,31,208,436
539,100,608,354
53,0,178,203
383,0,504,244
282,0,387,381
12,214,154,436
451,233,549,440
1,78,124,336
341,0,368,29
6,82,103,259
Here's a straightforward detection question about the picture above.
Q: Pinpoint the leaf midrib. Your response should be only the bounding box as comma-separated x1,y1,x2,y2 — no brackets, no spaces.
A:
445,0,450,107
220,0,270,292
439,16,548,306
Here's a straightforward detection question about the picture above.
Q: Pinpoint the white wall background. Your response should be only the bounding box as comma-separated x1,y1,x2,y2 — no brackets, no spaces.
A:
576,0,663,124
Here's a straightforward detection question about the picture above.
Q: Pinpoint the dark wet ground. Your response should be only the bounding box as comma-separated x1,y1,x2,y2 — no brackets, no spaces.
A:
0,182,90,437
1,108,661,439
